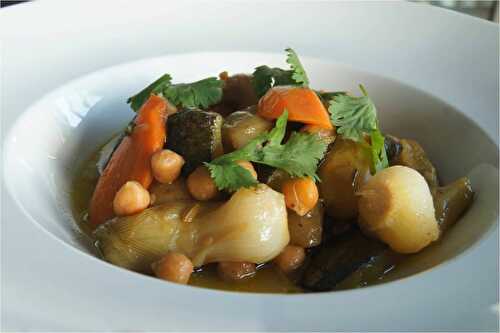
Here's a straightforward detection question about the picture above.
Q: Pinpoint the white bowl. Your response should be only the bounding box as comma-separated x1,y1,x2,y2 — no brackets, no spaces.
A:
1,1,498,330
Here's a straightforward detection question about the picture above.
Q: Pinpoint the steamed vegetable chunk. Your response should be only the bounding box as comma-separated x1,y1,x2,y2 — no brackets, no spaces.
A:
433,177,474,233
95,185,289,271
73,47,474,293
222,110,272,151
357,166,440,254
318,138,371,220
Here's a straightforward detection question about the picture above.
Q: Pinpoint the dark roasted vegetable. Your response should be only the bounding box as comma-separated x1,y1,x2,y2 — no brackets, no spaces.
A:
334,249,404,290
288,203,324,248
392,138,439,188
166,109,224,174
318,138,371,220
433,177,474,233
301,228,386,291
220,74,259,112
222,109,272,151
384,134,402,163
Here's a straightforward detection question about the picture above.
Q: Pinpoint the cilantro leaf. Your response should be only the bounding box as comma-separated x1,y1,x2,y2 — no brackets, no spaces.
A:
205,111,328,191
205,162,258,192
285,47,309,86
328,85,388,174
127,74,172,112
370,129,389,173
328,86,377,142
251,48,309,97
127,75,223,111
259,132,327,181
162,77,223,109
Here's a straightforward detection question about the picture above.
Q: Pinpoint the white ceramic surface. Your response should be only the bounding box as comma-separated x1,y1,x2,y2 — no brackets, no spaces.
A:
1,0,498,331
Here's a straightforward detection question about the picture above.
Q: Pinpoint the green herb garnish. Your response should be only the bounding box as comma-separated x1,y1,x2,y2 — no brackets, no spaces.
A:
127,74,172,112
328,85,389,173
205,111,328,191
127,76,223,111
251,48,309,97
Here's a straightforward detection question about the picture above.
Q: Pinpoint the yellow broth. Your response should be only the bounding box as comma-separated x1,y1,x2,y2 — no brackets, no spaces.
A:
70,145,301,293
73,138,446,293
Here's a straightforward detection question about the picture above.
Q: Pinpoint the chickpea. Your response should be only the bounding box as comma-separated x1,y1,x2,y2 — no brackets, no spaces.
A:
274,245,306,273
151,252,194,284
113,181,150,216
236,160,258,180
186,166,219,201
217,261,256,281
282,177,319,216
151,149,185,184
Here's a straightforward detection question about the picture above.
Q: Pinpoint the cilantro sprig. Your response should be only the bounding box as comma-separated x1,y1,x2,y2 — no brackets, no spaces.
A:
251,48,309,97
285,47,309,86
205,111,328,191
328,85,389,173
127,75,223,111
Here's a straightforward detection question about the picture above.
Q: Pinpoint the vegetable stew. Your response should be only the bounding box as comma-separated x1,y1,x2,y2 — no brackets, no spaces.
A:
71,49,474,293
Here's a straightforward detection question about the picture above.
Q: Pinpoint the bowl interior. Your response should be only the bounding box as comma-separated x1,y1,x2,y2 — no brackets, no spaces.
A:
4,52,499,286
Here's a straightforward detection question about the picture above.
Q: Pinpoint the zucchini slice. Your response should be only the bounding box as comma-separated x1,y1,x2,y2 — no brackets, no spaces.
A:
166,109,223,174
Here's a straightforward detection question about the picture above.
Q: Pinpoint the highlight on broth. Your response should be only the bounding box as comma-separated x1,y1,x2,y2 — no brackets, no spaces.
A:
71,48,474,293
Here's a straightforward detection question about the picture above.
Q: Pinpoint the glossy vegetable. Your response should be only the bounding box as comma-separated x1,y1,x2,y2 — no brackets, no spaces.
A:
392,138,439,188
257,86,333,129
222,110,272,151
220,74,259,111
89,95,167,227
288,203,323,248
166,109,223,174
94,185,289,271
301,228,386,291
318,138,371,220
433,177,474,233
357,166,440,254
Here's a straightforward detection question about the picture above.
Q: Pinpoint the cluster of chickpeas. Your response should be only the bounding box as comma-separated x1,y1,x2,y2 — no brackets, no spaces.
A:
112,139,322,285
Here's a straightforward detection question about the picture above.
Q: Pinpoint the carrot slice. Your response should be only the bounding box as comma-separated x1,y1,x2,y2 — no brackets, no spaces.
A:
257,86,333,129
89,95,167,227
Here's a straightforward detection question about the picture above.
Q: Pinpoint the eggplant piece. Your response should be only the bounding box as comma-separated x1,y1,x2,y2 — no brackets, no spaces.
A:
166,109,224,174
391,138,439,188
384,135,402,163
433,177,474,233
222,110,272,151
333,249,404,290
301,228,386,291
318,138,371,220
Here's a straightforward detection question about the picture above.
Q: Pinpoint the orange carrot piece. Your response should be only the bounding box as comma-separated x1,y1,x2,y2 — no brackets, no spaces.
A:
257,86,333,129
89,95,167,227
